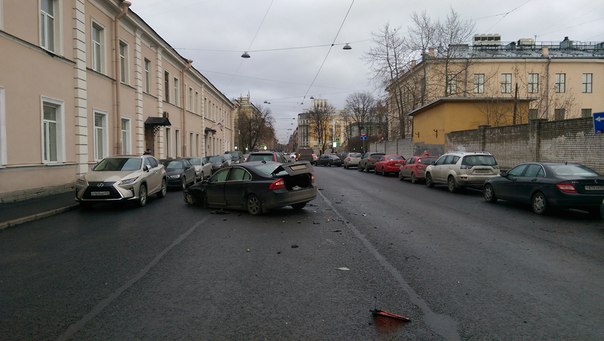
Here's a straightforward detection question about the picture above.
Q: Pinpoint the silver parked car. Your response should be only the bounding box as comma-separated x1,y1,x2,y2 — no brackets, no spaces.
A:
75,155,167,207
185,157,213,181
425,151,499,192
343,152,362,169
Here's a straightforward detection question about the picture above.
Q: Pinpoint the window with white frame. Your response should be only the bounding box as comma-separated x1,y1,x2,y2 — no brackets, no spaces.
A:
92,22,104,73
473,74,484,94
174,77,179,106
165,127,171,158
164,71,170,103
555,73,566,93
500,73,512,94
582,73,592,93
188,87,193,111
195,134,199,155
119,41,129,84
0,88,6,166
121,118,131,154
446,74,457,95
144,58,151,93
528,73,539,93
40,0,59,52
175,129,180,157
42,98,64,163
189,133,194,157
94,111,108,160
194,91,199,113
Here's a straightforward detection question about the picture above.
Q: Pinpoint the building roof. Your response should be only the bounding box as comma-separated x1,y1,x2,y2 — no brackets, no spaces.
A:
408,97,534,117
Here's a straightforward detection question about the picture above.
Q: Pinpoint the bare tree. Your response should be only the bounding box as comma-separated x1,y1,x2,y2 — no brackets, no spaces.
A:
344,92,376,135
308,101,334,155
237,105,274,151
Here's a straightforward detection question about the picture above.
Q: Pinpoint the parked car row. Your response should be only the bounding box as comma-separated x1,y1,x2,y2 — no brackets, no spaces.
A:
349,150,604,218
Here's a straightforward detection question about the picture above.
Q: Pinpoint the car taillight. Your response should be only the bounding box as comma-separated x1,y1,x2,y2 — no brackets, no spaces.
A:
269,178,286,190
311,174,315,183
556,182,577,193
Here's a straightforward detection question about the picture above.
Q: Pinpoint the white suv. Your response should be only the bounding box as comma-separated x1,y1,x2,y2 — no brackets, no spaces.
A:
425,152,499,192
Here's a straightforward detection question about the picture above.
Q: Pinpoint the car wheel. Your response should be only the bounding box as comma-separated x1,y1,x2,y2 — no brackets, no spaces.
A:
184,191,197,205
246,194,263,216
483,184,497,203
447,176,457,193
425,173,434,187
181,178,187,190
157,178,167,198
358,164,363,172
398,171,404,181
137,184,147,207
532,191,548,215
411,173,417,184
292,202,307,210
365,164,369,172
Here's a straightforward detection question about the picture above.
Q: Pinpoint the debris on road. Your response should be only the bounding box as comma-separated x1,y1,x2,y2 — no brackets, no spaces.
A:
370,309,410,322
336,267,350,271
291,244,299,248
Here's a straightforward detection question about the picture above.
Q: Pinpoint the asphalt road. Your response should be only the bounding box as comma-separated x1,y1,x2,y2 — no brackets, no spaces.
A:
1,165,603,340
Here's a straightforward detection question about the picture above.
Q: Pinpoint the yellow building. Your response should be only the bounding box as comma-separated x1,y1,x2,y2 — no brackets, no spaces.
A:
410,97,532,146
388,35,604,140
0,0,234,200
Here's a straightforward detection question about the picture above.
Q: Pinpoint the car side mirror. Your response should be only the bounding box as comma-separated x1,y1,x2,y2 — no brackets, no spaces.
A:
143,165,150,172
500,170,508,177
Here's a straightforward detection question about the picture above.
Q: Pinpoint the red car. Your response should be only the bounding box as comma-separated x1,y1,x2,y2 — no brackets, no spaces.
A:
374,154,406,176
398,154,438,183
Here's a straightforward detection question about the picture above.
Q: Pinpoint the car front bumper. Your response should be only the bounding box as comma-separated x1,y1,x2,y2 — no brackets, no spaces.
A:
75,182,139,202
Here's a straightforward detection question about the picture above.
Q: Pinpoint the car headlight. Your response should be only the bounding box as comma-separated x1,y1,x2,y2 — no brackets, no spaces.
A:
120,177,139,185
169,174,181,179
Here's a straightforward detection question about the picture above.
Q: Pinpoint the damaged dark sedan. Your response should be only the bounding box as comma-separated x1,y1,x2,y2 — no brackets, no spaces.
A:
183,161,317,215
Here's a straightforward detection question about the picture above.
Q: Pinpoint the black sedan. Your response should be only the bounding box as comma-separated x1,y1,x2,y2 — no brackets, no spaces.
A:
183,161,317,215
160,158,197,190
483,162,604,217
316,154,342,167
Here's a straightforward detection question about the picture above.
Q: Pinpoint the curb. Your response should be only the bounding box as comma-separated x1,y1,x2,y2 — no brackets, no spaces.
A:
0,204,80,230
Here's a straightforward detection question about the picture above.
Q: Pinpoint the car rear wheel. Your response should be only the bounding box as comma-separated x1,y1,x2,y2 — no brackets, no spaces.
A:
137,184,147,207
532,191,548,215
447,176,457,193
157,178,167,198
181,178,187,190
410,173,417,184
483,184,497,203
425,173,434,187
246,194,263,216
292,202,307,210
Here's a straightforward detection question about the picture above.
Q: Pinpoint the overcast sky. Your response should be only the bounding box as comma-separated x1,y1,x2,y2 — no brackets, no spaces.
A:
130,0,603,143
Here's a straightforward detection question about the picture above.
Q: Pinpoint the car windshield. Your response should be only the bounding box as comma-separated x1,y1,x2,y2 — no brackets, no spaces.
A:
385,155,404,161
165,160,185,170
251,163,281,177
93,157,141,171
248,154,274,162
549,164,599,177
419,157,437,164
209,156,224,163
462,155,497,166
349,153,362,158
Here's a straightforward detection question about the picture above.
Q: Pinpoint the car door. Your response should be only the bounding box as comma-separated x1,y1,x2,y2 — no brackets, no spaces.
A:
183,159,196,184
513,164,544,203
144,157,162,193
401,157,416,178
205,168,230,207
496,164,528,200
431,155,450,183
224,167,253,209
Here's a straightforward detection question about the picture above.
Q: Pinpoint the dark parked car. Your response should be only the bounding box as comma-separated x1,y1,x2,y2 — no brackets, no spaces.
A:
184,161,317,215
316,154,342,167
225,151,243,164
358,152,385,172
297,148,317,165
483,162,604,217
160,158,197,190
399,154,438,183
206,155,229,172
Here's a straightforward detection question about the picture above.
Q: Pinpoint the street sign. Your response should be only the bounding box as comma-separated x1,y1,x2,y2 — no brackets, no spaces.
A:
360,135,368,140
594,112,604,134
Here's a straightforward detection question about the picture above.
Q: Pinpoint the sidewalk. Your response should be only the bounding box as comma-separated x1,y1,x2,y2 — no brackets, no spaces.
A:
0,191,78,230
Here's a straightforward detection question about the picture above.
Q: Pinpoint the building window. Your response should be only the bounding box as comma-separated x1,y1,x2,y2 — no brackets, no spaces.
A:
473,74,484,94
119,41,129,84
528,109,539,120
554,108,565,120
581,108,592,118
555,73,566,93
0,88,5,166
164,71,170,103
175,129,180,157
174,77,179,106
121,118,131,154
189,133,194,157
196,134,199,155
582,73,592,93
528,73,539,93
42,98,64,163
188,87,193,111
40,0,58,52
92,22,104,73
94,111,107,160
165,127,171,158
500,73,512,94
144,59,151,93
446,74,457,95
194,91,199,113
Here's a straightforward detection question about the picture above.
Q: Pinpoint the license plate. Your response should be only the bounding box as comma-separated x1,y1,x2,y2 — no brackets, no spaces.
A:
91,191,110,196
584,185,604,191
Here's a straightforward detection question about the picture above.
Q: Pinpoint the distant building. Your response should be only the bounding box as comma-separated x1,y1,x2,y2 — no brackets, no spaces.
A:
0,0,234,200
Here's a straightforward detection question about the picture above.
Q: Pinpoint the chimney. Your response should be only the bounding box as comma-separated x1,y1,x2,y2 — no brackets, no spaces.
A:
541,47,549,57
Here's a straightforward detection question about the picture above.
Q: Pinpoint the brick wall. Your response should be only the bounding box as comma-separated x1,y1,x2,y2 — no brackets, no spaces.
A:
446,118,604,172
